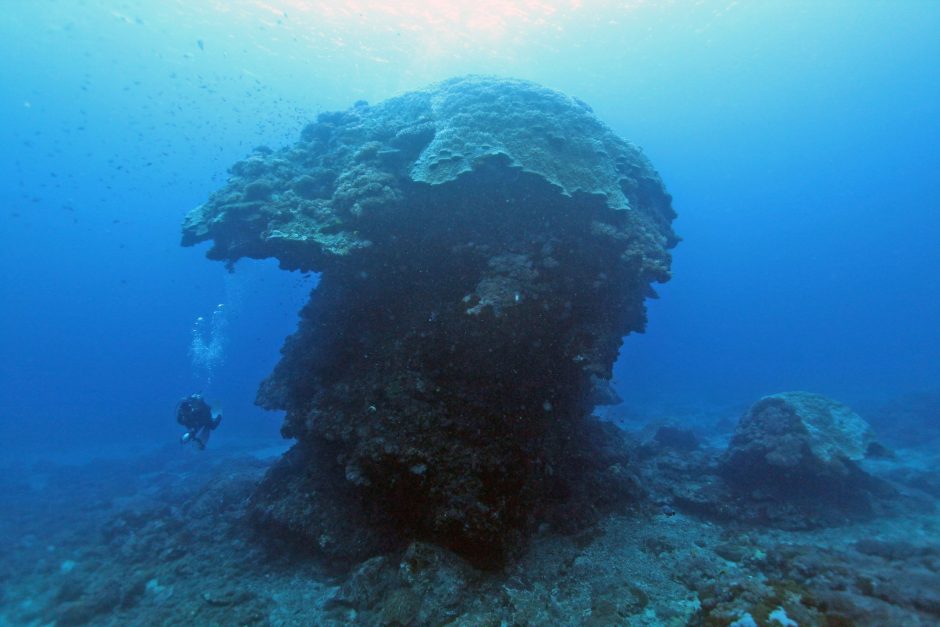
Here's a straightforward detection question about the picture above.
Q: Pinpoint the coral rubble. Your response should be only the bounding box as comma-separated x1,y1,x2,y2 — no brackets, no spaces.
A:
3,441,938,626
182,76,677,566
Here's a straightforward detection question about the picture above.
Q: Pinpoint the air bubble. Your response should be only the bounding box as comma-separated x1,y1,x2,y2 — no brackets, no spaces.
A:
189,303,228,387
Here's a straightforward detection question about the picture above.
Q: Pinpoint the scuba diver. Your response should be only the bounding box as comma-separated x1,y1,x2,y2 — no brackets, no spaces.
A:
176,393,222,450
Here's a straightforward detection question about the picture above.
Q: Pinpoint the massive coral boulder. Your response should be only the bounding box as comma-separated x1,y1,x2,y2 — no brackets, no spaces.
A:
182,76,677,566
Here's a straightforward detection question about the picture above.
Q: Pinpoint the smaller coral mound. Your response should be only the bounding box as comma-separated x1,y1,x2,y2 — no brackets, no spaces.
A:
721,391,879,493
651,391,905,529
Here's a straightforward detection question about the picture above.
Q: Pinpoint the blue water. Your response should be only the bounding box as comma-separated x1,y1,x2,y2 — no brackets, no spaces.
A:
1,0,938,461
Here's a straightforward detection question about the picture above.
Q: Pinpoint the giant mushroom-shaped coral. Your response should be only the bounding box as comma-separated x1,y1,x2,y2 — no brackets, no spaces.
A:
182,76,678,567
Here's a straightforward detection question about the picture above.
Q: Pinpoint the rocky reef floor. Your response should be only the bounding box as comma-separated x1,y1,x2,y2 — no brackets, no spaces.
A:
1,422,939,627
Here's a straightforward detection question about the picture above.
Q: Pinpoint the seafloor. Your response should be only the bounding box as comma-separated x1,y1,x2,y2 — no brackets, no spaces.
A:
3,399,939,627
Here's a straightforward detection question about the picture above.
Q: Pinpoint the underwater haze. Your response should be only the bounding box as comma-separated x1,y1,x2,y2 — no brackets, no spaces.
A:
2,1,940,625
2,0,938,459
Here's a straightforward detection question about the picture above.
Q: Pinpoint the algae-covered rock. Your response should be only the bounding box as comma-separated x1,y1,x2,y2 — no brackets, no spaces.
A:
722,392,879,491
323,542,476,625
183,75,677,567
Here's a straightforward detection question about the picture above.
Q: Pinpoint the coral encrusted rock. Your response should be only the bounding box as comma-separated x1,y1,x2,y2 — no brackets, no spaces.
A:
182,76,677,567
721,392,880,493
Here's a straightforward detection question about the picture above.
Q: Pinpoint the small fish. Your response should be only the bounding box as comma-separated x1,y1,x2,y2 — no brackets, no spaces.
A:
197,39,204,51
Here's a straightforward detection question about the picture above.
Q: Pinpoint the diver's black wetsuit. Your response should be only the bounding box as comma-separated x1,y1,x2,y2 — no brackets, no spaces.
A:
176,394,221,450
